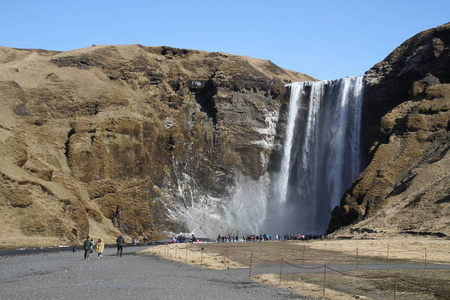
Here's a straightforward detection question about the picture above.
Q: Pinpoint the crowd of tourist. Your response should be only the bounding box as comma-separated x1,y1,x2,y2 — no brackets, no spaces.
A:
173,234,198,243
215,233,327,242
168,232,327,244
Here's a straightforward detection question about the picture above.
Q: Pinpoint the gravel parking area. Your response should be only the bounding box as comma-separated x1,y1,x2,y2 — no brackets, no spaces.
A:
0,246,310,300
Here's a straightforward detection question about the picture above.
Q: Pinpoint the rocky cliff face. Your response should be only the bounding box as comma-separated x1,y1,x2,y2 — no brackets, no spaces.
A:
328,23,450,238
0,45,313,247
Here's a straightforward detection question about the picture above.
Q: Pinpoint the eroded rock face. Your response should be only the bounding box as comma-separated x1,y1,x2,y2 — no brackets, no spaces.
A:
327,23,450,238
0,45,313,246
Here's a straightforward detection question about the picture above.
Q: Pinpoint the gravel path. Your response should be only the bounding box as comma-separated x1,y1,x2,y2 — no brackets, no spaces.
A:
0,246,310,300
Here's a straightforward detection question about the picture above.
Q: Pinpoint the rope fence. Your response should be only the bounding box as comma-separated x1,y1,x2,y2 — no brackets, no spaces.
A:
149,243,449,299
158,244,233,269
250,255,448,299
159,243,447,270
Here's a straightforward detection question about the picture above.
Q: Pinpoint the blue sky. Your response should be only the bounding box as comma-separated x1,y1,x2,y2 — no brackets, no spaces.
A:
2,0,449,80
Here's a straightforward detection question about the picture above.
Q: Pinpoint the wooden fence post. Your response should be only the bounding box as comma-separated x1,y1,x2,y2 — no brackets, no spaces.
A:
201,247,204,265
185,245,188,263
249,253,253,277
323,263,327,298
387,244,390,262
227,250,230,269
302,245,306,265
394,276,397,300
279,259,283,284
356,247,359,270
424,247,428,270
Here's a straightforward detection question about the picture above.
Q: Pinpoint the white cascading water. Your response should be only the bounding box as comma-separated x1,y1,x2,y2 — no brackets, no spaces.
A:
262,76,364,235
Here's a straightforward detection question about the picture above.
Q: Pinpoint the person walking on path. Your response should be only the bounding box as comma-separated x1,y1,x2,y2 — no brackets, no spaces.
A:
83,236,92,260
116,235,125,257
96,238,104,259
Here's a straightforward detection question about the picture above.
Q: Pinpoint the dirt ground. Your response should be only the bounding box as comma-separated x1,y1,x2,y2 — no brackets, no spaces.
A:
143,236,450,300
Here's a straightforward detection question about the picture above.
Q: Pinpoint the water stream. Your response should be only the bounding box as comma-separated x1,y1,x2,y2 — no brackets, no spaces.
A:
263,76,364,235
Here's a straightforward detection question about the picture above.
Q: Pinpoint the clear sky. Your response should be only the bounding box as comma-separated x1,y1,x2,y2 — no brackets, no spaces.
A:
2,0,449,80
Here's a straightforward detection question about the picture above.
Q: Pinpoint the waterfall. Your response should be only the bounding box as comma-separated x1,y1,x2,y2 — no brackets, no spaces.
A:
263,76,364,235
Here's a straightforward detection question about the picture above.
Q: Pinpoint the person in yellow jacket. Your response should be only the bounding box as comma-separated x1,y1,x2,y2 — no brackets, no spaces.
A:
96,238,105,259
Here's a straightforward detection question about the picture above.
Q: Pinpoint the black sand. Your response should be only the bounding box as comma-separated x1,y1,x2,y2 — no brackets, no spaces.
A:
0,246,308,299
